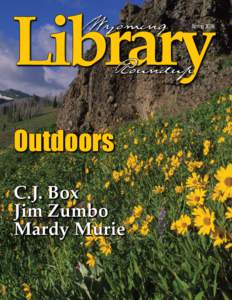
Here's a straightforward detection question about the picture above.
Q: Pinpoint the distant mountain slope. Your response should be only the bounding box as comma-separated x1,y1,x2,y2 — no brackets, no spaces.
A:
0,89,31,99
0,89,31,105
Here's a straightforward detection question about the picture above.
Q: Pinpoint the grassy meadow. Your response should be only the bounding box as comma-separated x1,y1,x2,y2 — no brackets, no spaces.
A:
0,90,232,299
0,106,57,148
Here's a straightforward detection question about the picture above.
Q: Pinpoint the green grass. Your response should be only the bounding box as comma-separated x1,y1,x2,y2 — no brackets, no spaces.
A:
0,106,57,149
0,90,232,299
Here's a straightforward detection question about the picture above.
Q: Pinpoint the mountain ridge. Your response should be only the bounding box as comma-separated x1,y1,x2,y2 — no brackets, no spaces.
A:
0,89,32,105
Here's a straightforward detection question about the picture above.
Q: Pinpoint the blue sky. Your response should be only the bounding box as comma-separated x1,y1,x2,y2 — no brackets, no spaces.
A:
0,0,143,96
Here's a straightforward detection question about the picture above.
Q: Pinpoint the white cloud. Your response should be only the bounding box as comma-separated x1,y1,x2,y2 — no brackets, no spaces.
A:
0,23,77,96
43,66,76,88
32,23,73,60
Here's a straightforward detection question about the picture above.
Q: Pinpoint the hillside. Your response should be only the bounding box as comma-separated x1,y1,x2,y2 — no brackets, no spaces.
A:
0,106,57,148
0,89,31,105
0,89,231,299
0,89,31,100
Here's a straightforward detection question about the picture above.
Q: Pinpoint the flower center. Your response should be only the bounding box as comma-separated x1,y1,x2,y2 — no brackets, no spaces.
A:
224,177,232,187
195,196,201,202
219,232,225,239
203,217,211,226
182,222,187,228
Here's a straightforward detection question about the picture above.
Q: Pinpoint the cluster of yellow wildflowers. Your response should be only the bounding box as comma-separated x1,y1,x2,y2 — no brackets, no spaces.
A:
203,140,211,156
112,170,124,183
162,152,182,181
185,160,203,173
2,190,15,215
126,153,144,175
22,283,32,300
170,126,183,144
155,125,168,145
123,205,154,236
223,121,232,135
112,152,153,185
76,181,82,189
186,172,209,190
0,190,8,213
143,157,154,172
171,162,232,249
155,123,182,145
66,197,77,208
222,97,232,135
85,226,112,268
170,94,232,249
156,153,164,167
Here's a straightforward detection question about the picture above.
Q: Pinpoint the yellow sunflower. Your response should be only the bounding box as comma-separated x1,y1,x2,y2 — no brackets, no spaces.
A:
145,215,154,223
225,207,232,220
225,243,232,250
186,161,203,173
85,236,95,248
170,215,191,235
5,190,10,198
128,223,139,234
186,189,206,207
133,205,143,219
215,163,232,200
218,136,225,144
86,253,96,268
186,173,202,189
210,229,228,247
153,185,165,194
212,185,227,203
140,224,149,236
192,207,215,235
99,242,112,256
124,216,135,226
175,184,184,194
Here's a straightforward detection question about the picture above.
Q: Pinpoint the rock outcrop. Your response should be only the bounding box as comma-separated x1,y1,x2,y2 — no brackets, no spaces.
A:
58,0,232,132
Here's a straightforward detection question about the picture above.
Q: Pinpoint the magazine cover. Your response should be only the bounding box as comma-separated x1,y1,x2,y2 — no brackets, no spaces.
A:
0,0,232,299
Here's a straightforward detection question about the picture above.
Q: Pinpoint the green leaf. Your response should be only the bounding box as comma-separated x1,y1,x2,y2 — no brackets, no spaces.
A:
77,282,92,300
222,291,231,300
194,291,204,300
172,275,190,294
78,263,89,278
213,263,220,296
